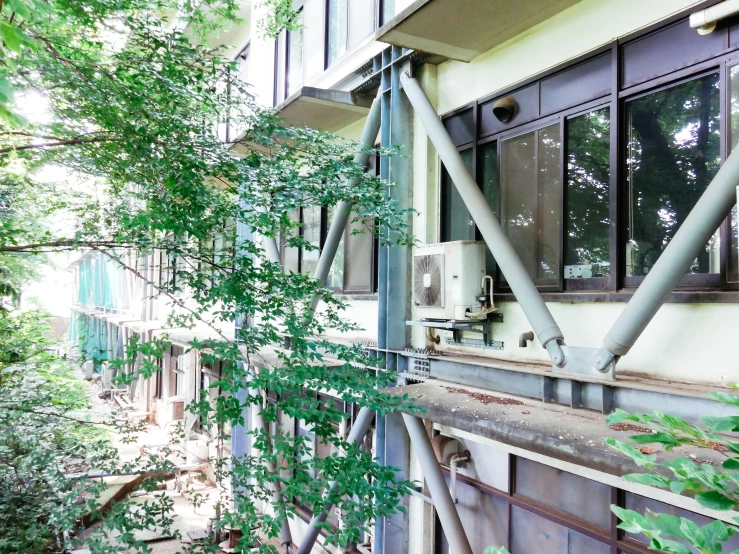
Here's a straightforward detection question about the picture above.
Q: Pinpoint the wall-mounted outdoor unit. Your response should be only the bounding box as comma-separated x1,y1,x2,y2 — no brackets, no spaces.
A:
413,241,486,321
170,398,185,421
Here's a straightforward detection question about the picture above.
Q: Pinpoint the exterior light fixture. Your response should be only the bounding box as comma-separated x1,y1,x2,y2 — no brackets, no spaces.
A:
492,96,518,124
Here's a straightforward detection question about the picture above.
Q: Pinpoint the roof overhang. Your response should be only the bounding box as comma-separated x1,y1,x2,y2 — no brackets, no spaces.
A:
375,0,583,62
275,86,374,133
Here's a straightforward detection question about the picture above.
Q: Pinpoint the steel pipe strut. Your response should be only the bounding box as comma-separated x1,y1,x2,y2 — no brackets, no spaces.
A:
597,141,739,365
308,90,383,316
402,414,473,554
400,72,565,352
296,406,375,554
295,95,382,554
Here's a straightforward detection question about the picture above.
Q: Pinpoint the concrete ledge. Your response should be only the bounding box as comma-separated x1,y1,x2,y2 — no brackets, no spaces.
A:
386,380,726,478
275,87,373,132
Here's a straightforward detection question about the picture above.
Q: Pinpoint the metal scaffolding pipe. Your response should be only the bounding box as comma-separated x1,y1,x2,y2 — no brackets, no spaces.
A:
308,91,383,315
399,72,565,356
402,414,473,554
596,143,739,367
296,406,375,554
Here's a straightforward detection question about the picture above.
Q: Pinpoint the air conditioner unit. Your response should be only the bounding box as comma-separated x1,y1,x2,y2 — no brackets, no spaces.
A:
413,241,486,321
170,398,185,421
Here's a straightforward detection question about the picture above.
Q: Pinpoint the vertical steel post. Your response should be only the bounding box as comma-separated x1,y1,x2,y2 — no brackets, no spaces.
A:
595,142,739,369
295,406,375,554
402,414,473,554
399,72,566,364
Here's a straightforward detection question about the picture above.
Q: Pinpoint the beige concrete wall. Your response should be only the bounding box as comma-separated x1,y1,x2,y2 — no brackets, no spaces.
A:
410,0,738,385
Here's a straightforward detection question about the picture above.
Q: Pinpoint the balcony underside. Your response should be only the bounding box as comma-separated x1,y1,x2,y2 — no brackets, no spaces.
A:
275,87,374,133
376,0,583,62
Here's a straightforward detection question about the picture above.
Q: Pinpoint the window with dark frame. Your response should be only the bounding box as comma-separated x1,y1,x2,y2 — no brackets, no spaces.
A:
325,0,376,69
286,9,304,97
279,158,380,295
438,14,739,299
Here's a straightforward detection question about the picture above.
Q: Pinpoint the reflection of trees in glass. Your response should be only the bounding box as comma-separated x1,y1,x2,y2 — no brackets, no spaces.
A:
728,65,739,281
327,0,348,66
441,149,474,242
566,108,610,279
286,12,304,96
625,74,721,276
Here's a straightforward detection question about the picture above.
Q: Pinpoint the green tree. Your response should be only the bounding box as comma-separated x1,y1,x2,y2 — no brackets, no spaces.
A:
0,0,415,552
606,387,739,554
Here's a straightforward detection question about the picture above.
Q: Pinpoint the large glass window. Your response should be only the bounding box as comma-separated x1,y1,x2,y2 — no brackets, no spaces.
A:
625,73,721,278
565,108,611,281
727,64,739,282
480,141,499,275
280,205,377,293
440,149,474,242
286,11,303,96
327,0,348,66
501,122,562,284
301,205,322,276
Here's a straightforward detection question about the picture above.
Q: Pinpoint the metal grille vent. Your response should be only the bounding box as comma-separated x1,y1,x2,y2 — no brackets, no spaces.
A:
413,254,443,307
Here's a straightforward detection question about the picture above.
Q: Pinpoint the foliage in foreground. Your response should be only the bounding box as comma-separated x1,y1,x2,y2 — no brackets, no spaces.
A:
0,0,416,551
0,309,110,553
606,387,739,554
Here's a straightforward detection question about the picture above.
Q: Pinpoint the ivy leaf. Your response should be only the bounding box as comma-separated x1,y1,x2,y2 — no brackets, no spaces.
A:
723,458,739,470
605,437,656,468
623,473,672,488
707,392,739,407
702,416,739,433
695,491,736,511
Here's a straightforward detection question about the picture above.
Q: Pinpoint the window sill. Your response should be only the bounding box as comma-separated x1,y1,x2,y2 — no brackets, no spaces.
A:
495,289,739,304
333,293,378,301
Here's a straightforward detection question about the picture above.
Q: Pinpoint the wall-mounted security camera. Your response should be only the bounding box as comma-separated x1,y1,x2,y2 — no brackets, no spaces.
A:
492,96,518,124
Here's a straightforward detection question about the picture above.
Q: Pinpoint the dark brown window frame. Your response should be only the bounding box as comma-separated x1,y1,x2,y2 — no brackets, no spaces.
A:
439,2,739,302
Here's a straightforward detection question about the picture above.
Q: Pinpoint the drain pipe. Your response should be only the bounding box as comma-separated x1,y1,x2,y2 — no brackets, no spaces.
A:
690,0,739,34
296,407,375,554
402,414,473,554
595,142,739,371
399,72,566,366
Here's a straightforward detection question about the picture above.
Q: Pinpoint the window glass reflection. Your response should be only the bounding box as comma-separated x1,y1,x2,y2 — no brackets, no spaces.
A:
501,122,561,283
441,149,474,242
566,108,610,279
625,74,721,277
327,0,348,66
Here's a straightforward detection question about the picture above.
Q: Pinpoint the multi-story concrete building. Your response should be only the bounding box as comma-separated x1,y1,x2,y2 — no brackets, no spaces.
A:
71,1,739,552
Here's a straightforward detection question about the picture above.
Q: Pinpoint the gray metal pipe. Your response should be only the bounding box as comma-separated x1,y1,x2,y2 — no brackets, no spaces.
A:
308,91,383,315
295,94,383,554
596,141,739,367
399,72,565,354
296,406,375,554
402,414,473,554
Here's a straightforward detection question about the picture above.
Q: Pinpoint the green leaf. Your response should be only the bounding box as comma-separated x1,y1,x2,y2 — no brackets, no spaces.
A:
605,437,656,468
1,22,23,53
707,391,739,407
695,491,736,511
723,458,739,470
483,548,510,554
702,416,739,433
623,473,672,488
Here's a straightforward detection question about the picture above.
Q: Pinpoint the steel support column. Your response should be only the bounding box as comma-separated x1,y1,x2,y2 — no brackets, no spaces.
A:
402,414,473,554
399,72,566,364
594,140,739,369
